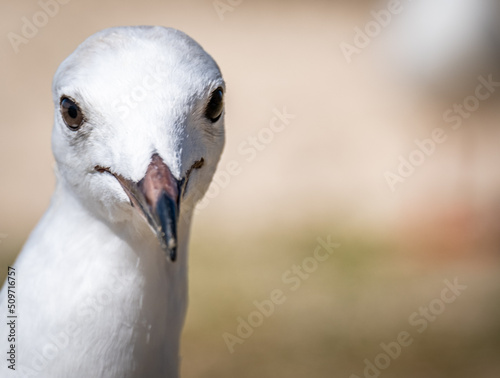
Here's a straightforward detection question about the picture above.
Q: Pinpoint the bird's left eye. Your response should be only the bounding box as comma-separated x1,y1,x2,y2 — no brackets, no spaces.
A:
205,87,224,123
60,97,84,130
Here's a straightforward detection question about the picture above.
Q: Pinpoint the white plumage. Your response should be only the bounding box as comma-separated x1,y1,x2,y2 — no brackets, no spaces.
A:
0,26,225,377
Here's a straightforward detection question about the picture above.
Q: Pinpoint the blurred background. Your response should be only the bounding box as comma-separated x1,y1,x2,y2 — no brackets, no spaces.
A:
1,0,500,377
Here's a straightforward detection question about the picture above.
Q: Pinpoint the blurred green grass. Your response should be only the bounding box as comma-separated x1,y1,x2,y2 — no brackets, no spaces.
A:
181,223,500,378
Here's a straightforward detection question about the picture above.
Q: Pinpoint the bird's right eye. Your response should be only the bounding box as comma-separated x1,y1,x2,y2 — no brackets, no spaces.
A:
205,87,224,123
60,97,84,130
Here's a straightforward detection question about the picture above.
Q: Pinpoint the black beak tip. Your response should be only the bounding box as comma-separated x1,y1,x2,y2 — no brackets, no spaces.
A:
169,247,177,262
156,191,179,262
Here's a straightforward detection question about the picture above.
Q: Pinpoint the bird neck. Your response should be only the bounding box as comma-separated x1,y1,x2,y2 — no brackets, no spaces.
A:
36,181,194,376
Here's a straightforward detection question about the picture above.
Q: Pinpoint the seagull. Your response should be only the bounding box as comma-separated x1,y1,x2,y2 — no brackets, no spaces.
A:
0,26,225,377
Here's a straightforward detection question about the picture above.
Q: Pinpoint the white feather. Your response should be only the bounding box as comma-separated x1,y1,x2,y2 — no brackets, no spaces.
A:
0,26,225,377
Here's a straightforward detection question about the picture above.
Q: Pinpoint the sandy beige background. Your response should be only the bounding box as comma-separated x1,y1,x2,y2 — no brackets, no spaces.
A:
1,0,500,377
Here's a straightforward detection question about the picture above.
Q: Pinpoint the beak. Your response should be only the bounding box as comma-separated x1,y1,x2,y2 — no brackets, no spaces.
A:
113,154,183,262
96,153,205,262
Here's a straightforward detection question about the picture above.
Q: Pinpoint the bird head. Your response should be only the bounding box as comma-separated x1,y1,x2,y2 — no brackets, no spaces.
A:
51,26,225,261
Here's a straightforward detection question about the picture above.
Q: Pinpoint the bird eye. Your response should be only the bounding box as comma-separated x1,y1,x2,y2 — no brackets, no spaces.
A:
205,87,224,123
60,97,84,130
